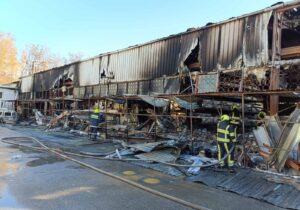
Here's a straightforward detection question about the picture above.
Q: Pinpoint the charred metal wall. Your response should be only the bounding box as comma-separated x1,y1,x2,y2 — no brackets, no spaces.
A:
33,64,75,92
25,10,274,93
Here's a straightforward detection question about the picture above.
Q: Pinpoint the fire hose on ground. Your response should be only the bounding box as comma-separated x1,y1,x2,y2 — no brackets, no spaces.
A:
1,136,213,210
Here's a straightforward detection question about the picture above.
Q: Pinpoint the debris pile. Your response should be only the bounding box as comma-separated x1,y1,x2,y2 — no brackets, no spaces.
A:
253,107,300,173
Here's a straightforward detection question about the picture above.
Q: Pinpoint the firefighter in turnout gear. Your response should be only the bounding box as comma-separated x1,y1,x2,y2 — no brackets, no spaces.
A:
230,105,241,161
89,107,104,140
217,114,235,169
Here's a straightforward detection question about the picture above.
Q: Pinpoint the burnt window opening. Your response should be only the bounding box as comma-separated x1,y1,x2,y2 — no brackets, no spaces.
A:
281,7,300,59
101,69,106,78
53,74,73,89
184,41,201,72
180,41,201,94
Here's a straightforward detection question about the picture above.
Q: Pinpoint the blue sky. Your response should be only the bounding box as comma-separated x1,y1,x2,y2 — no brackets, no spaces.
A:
0,0,287,59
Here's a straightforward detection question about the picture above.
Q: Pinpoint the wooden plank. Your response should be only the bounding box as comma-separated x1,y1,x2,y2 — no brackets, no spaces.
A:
281,46,300,59
286,159,300,171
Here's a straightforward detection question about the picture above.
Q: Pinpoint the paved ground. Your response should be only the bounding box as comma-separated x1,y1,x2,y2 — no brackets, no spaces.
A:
0,125,284,210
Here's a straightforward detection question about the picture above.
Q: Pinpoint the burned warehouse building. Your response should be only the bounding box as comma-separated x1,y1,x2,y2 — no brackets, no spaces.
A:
0,0,295,204
1,1,300,209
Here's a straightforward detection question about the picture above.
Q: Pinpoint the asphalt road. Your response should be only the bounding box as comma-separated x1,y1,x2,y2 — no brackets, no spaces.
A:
0,126,284,210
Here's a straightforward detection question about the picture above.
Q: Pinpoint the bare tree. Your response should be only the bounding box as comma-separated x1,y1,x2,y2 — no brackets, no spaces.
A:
67,52,84,63
20,44,64,76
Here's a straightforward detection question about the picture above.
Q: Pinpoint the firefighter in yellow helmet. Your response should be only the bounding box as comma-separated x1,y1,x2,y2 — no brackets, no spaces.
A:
90,107,104,140
217,114,236,169
230,105,241,162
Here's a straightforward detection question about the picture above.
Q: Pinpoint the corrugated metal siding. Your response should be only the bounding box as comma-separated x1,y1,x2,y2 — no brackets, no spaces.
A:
243,12,272,67
28,11,273,91
20,75,33,93
33,64,76,92
106,36,181,83
200,19,245,71
200,27,220,71
78,58,100,86
34,68,64,92
218,19,245,68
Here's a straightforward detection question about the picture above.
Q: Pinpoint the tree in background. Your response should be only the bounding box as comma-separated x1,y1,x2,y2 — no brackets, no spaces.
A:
67,52,84,63
0,31,85,81
20,44,64,76
20,45,84,76
0,33,19,84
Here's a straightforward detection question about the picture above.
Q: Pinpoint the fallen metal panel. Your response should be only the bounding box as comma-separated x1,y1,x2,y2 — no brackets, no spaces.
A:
78,58,100,86
272,108,300,171
139,95,169,107
126,140,174,152
20,75,33,93
135,149,178,163
188,168,300,209
267,116,283,147
172,96,200,110
253,126,273,154
186,169,234,187
197,73,218,93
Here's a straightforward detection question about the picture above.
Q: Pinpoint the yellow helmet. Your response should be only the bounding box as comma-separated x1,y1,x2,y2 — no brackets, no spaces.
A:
231,105,238,110
94,108,101,113
220,114,230,121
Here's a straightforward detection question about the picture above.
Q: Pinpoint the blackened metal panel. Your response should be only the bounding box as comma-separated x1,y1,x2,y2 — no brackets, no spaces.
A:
33,67,65,92
107,36,181,82
243,12,272,67
200,26,221,72
217,19,245,70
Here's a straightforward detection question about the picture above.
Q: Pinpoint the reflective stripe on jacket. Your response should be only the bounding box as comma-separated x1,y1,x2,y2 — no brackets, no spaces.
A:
231,110,241,125
217,120,232,143
91,114,99,120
